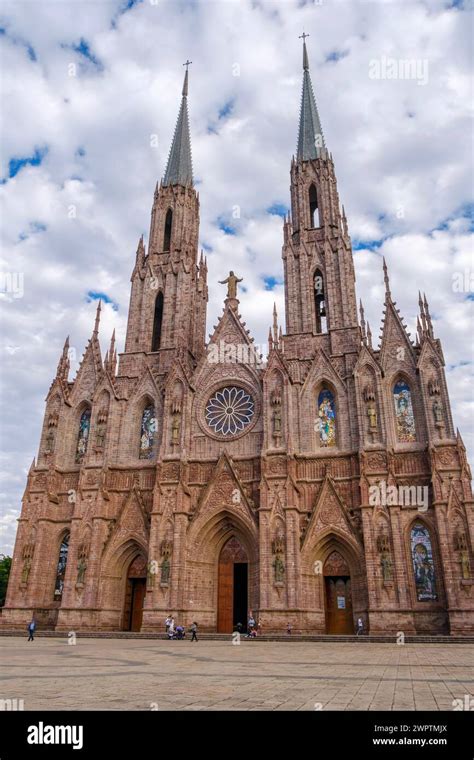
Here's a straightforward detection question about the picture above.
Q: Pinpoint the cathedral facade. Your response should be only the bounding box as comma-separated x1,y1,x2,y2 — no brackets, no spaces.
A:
3,43,473,635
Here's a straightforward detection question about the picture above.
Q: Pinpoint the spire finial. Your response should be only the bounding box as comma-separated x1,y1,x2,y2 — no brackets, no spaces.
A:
423,293,434,337
382,257,391,299
182,59,192,96
367,322,373,350
299,32,310,70
93,300,102,336
273,302,279,346
359,299,367,344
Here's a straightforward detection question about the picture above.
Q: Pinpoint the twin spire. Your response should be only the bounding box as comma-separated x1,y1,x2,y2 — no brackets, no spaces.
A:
162,39,326,189
297,34,326,161
162,60,194,187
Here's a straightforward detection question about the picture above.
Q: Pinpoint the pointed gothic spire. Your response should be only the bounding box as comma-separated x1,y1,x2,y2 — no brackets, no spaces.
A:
382,257,391,300
359,300,367,344
105,329,117,375
56,336,70,381
273,302,279,346
163,61,193,187
367,322,373,350
423,293,434,337
296,35,326,161
93,300,101,337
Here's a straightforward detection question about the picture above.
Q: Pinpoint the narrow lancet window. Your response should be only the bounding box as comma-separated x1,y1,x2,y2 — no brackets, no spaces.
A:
309,184,320,228
151,292,164,351
163,209,173,251
314,269,327,333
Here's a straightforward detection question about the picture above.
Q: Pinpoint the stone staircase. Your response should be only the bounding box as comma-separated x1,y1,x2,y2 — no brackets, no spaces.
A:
1,629,473,643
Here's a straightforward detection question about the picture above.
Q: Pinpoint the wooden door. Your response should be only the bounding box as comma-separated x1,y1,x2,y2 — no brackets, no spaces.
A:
325,577,353,634
217,560,233,633
130,579,146,632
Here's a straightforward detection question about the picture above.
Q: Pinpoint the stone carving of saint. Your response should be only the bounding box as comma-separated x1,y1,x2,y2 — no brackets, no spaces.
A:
460,551,471,580
161,557,170,584
95,424,106,448
273,406,282,434
367,404,377,429
77,556,87,585
273,555,285,583
219,271,242,300
45,429,55,453
21,556,31,584
381,553,393,582
171,414,180,444
433,399,443,425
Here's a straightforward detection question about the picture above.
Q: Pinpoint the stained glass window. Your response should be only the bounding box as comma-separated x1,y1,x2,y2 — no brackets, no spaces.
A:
54,534,69,600
411,522,438,601
318,388,336,447
139,404,157,459
393,380,416,442
206,386,254,436
75,408,91,463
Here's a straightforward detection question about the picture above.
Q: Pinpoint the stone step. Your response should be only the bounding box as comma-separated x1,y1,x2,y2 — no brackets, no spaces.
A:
1,629,472,643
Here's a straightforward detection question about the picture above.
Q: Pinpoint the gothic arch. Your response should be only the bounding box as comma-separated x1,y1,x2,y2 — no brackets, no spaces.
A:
391,373,417,444
312,267,327,333
315,380,337,449
73,401,92,464
404,517,444,608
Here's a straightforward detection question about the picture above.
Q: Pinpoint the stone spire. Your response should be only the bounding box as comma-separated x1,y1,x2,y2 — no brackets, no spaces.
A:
93,299,101,337
163,61,193,187
296,35,326,161
56,336,70,381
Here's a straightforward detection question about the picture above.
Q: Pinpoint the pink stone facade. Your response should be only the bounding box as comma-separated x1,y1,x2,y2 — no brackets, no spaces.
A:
3,63,473,636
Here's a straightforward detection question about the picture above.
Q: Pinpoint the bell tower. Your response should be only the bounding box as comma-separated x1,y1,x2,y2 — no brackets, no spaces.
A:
283,37,359,358
122,62,207,375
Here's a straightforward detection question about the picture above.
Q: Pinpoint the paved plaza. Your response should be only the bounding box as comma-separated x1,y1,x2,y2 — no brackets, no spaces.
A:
0,638,472,711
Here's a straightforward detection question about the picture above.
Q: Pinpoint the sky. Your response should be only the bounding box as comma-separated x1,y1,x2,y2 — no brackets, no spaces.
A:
0,0,472,555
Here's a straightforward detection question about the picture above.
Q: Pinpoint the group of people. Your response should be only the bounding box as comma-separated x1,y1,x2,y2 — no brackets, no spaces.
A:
165,615,198,642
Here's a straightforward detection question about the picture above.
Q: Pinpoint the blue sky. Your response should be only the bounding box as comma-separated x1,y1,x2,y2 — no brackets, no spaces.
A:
0,0,472,553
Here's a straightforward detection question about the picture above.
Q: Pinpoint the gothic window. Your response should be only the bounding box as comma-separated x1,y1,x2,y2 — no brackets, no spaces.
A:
163,209,173,251
317,387,336,447
393,380,416,442
410,522,438,601
75,408,91,463
139,403,157,459
54,533,69,600
309,184,320,228
314,269,327,333
151,292,164,351
206,386,254,436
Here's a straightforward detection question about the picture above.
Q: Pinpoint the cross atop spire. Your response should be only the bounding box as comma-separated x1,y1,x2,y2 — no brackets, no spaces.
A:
296,36,326,161
163,63,194,187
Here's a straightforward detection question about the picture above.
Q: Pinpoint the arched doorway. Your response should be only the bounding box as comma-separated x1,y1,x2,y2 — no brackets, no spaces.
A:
217,537,248,633
324,550,353,634
123,555,147,631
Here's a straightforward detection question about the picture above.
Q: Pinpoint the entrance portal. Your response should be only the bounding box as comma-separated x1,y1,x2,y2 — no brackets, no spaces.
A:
217,537,248,633
123,555,147,631
323,550,354,634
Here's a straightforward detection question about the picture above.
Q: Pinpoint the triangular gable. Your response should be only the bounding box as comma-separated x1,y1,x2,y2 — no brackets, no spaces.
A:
300,347,346,396
301,475,360,550
379,299,416,370
190,451,257,526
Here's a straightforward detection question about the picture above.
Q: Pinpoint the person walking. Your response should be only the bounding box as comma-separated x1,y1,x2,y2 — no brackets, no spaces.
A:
356,617,364,637
27,619,36,642
168,617,175,639
165,614,172,634
286,621,292,636
190,621,198,642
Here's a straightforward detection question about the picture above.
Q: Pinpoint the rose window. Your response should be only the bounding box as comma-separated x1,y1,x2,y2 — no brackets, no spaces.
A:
205,386,255,436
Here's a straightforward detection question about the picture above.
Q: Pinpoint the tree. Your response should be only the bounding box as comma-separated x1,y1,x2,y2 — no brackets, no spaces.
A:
0,555,12,607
